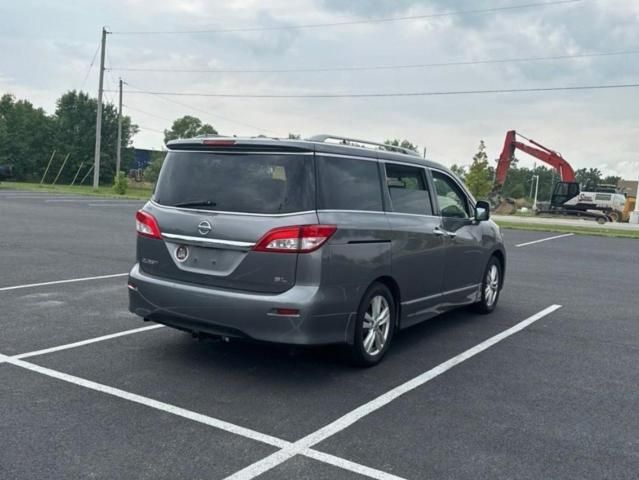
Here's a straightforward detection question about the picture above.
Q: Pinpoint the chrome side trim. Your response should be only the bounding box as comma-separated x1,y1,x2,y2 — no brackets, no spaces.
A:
385,211,440,220
151,200,316,217
381,158,429,168
402,284,481,306
162,233,255,249
317,209,441,220
401,292,440,306
316,152,379,162
317,209,385,215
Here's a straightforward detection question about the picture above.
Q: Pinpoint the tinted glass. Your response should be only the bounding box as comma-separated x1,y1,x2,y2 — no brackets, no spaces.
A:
432,171,470,218
318,156,383,211
154,152,315,214
385,164,432,215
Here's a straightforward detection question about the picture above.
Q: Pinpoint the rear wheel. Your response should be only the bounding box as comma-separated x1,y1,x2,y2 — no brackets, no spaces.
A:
349,283,396,367
472,257,502,314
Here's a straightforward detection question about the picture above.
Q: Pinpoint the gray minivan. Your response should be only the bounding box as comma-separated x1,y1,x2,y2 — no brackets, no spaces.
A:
129,135,505,365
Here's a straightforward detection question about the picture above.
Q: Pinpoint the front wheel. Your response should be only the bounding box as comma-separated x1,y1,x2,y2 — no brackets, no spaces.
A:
472,257,502,314
349,283,396,367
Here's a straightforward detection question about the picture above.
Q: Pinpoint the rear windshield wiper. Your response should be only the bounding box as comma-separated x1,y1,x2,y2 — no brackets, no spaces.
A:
172,200,217,209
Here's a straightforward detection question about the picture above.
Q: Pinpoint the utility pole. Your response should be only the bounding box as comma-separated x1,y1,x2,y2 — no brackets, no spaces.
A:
630,176,639,224
532,174,540,211
116,78,123,176
92,27,108,190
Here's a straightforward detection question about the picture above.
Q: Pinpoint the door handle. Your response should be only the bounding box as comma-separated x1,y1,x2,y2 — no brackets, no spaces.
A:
434,226,457,238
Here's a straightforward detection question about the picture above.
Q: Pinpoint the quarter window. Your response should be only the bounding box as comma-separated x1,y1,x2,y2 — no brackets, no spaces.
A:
317,156,383,211
432,171,470,219
384,164,433,215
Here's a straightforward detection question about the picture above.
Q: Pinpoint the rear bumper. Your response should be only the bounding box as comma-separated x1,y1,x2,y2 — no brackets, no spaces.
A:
128,264,355,345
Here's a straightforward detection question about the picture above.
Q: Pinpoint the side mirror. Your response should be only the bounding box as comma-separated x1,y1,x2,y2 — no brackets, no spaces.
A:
475,200,490,222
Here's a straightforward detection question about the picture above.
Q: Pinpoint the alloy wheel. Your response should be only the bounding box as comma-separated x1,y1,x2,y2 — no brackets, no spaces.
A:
485,264,500,307
362,295,391,356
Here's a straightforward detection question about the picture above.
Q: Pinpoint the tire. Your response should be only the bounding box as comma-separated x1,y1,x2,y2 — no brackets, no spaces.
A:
472,257,502,314
349,283,396,367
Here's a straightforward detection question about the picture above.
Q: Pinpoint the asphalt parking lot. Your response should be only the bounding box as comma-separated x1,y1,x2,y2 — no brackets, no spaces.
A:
1,190,638,480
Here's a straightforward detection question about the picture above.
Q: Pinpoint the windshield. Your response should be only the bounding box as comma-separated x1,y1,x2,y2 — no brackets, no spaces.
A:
154,151,315,214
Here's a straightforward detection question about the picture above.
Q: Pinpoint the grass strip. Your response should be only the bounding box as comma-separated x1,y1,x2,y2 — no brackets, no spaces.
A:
0,181,152,201
497,220,639,239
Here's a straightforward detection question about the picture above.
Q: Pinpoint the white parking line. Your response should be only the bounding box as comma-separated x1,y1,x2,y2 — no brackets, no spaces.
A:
0,273,128,292
0,304,562,480
45,199,138,203
0,195,85,200
0,353,289,448
304,450,406,480
515,233,574,248
223,304,563,480
88,203,141,207
14,325,165,360
0,351,405,480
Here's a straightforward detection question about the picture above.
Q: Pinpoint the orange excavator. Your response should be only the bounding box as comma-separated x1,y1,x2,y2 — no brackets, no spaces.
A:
495,130,575,187
494,130,628,223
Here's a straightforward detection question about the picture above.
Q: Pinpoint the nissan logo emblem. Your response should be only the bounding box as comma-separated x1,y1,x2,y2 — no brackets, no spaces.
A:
198,220,212,236
175,245,189,262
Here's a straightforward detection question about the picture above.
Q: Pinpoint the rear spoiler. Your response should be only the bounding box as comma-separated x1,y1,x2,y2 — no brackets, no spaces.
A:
166,138,313,153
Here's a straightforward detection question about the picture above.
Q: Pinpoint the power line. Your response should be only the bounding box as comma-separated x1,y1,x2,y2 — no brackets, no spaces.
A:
111,0,582,35
107,49,639,75
123,82,277,134
79,42,101,91
123,104,173,122
137,125,165,134
106,82,639,99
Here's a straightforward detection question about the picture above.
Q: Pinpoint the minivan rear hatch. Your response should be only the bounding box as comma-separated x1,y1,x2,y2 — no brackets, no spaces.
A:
139,142,317,293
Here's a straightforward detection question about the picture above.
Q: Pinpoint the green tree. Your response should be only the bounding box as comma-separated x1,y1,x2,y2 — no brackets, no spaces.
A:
54,90,137,185
164,116,217,143
0,94,55,181
465,140,493,199
450,164,467,181
501,164,531,199
603,175,621,186
143,150,167,183
287,133,301,139
384,139,419,153
575,167,602,188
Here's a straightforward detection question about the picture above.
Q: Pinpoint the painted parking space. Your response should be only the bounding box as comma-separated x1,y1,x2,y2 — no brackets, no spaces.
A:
1,196,638,479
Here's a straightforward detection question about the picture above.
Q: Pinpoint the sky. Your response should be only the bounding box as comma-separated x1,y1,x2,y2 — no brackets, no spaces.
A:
1,0,638,179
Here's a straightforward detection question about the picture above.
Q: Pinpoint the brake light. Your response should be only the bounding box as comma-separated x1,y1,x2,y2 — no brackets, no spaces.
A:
202,139,236,146
136,210,162,239
253,225,337,253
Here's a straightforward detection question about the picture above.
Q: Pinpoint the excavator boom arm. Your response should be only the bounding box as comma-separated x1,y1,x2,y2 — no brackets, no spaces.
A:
495,130,576,189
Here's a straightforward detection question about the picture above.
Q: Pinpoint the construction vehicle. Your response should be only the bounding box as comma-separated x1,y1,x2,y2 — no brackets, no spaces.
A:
494,130,630,223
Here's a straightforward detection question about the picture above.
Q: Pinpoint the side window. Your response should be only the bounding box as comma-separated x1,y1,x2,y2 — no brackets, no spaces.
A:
317,156,383,211
384,163,433,215
432,171,470,219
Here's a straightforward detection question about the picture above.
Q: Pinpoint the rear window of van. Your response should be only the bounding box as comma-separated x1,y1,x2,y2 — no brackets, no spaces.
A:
154,151,315,214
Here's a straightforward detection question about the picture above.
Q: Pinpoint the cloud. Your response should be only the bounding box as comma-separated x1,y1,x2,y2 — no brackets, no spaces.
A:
1,0,638,177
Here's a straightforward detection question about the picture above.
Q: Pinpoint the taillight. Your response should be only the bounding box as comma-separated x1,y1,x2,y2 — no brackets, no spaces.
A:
136,210,162,239
253,225,337,253
202,139,236,146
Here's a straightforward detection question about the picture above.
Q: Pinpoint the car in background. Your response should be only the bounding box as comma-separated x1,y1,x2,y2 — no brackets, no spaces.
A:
128,135,505,366
0,165,12,181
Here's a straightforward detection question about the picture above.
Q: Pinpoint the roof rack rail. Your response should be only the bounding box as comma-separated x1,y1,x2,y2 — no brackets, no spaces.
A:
308,134,421,157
